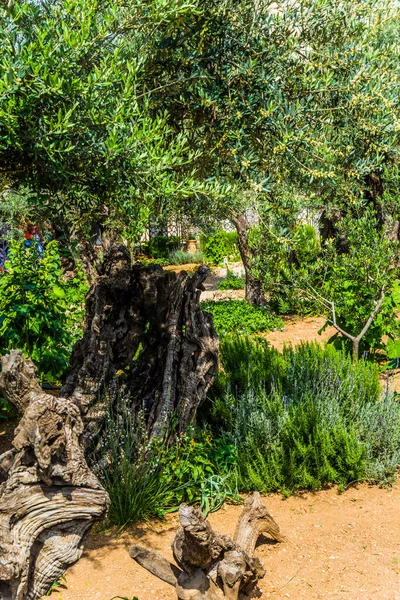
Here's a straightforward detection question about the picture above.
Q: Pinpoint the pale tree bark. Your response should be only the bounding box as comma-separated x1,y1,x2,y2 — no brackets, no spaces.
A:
229,211,265,306
130,492,284,600
0,350,109,600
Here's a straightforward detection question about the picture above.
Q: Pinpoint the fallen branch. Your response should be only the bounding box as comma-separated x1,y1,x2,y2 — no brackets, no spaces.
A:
130,493,283,599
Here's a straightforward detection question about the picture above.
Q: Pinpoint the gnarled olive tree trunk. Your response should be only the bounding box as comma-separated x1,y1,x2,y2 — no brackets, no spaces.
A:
0,350,109,600
61,245,219,442
0,246,218,600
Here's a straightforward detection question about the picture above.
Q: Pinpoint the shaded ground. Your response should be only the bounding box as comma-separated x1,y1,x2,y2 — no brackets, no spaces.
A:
0,418,17,454
56,483,400,600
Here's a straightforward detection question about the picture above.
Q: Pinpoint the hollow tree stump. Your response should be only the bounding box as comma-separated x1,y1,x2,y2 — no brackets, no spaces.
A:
61,245,219,441
130,493,284,600
0,351,109,600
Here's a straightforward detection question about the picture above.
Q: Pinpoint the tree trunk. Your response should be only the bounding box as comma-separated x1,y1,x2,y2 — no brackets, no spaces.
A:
61,244,219,441
0,351,109,600
229,212,265,306
0,247,218,600
352,338,360,364
130,492,284,600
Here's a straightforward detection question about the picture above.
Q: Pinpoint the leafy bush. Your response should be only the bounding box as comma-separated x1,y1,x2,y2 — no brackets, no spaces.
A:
210,338,398,492
217,270,245,290
251,222,323,316
91,398,238,527
0,240,88,382
200,230,240,265
147,235,180,259
167,249,204,265
201,300,283,335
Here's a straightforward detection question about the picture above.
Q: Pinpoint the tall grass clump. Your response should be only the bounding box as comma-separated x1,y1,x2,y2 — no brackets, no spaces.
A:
211,337,400,493
90,394,238,527
89,401,173,527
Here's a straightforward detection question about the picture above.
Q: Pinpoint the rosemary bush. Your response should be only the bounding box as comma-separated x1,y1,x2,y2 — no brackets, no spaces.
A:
211,337,399,492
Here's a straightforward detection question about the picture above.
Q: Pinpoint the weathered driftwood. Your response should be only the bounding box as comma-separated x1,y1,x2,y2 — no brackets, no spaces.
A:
0,351,109,600
61,245,219,441
130,493,283,600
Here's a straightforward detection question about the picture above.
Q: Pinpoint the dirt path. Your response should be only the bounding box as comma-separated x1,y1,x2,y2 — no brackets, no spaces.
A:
264,316,337,352
55,483,400,600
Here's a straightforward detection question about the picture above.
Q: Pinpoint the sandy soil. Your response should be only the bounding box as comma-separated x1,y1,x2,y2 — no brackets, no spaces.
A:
54,483,400,600
264,316,337,352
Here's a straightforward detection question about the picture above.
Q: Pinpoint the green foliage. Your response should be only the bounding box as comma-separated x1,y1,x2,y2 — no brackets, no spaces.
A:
201,300,283,336
210,338,399,493
45,575,67,596
217,270,245,290
147,236,180,259
92,399,238,528
0,0,220,242
251,216,326,316
0,240,88,382
167,249,204,265
318,211,400,353
200,231,240,265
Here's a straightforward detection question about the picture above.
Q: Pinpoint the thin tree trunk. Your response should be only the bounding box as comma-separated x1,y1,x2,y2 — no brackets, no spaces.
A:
352,339,360,364
229,211,265,306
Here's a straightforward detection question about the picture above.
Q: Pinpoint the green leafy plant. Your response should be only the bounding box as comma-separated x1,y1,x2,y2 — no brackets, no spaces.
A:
151,427,238,514
147,236,181,259
45,575,67,595
200,231,240,265
210,338,398,493
91,397,238,527
217,270,245,290
0,240,88,382
201,300,283,336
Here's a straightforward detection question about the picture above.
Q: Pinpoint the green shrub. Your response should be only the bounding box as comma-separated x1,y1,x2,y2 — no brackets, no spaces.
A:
210,338,397,493
217,270,245,290
167,249,204,265
91,398,238,527
200,230,240,265
0,240,88,383
201,300,283,336
147,235,180,259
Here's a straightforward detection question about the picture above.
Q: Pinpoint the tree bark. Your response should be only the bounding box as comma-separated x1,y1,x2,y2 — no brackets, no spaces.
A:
130,492,283,600
0,351,109,600
61,245,219,441
229,212,265,306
